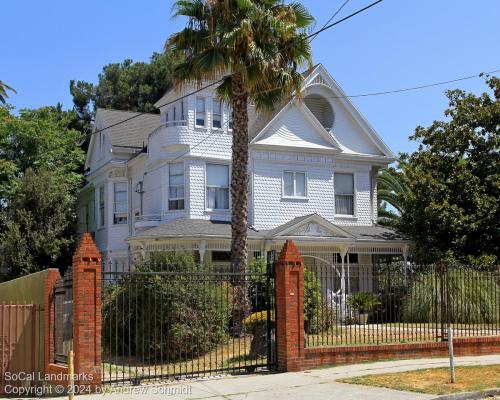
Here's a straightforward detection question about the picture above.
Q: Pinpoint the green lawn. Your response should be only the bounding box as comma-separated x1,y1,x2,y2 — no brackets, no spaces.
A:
339,364,500,395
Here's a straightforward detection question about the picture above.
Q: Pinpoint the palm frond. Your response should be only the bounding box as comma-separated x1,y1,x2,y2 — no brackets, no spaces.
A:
0,81,16,104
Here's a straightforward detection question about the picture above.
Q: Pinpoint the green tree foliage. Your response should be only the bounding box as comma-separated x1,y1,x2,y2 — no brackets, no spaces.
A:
0,169,78,279
0,81,16,104
70,52,181,125
402,267,500,324
102,253,232,361
0,106,84,279
167,0,314,274
248,258,334,334
398,77,500,262
377,167,409,226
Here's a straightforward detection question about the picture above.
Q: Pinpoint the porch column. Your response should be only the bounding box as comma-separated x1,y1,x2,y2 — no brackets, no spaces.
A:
199,240,207,264
402,244,410,284
338,245,349,297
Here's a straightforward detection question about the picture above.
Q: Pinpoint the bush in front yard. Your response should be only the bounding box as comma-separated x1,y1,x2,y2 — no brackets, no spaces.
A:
248,258,335,334
102,252,232,362
402,267,500,324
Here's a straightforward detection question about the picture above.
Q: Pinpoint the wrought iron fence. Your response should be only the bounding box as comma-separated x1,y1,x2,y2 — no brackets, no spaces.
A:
102,257,276,384
304,261,500,347
54,269,73,364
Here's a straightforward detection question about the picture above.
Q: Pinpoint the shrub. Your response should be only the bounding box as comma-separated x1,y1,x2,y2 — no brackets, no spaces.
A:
402,267,500,324
103,252,232,361
243,311,274,331
248,258,335,334
347,292,381,313
304,267,336,334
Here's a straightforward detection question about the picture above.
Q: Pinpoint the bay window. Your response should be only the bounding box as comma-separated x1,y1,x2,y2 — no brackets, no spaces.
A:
113,182,128,224
335,173,355,215
283,171,307,198
168,163,185,210
206,164,229,210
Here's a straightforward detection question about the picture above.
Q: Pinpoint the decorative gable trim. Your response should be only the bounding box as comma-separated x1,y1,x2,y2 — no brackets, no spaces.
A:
268,214,355,239
303,64,394,158
250,101,342,152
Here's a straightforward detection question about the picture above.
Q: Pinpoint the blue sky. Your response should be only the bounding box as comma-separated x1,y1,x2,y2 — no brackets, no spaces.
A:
1,0,499,154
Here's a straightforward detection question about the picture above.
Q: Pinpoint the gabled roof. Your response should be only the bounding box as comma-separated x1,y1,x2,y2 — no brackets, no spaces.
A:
249,63,394,158
264,214,354,239
96,108,160,148
250,100,342,151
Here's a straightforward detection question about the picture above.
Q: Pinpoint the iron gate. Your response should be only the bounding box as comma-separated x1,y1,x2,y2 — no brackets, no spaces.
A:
102,256,276,384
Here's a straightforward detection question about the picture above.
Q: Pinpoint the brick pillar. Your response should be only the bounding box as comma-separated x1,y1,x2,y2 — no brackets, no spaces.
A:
275,240,305,372
72,233,102,388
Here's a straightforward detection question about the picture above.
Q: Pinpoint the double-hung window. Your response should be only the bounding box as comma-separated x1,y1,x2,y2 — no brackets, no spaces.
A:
206,164,229,210
113,182,128,224
335,173,355,215
212,100,222,129
168,163,185,210
283,171,307,198
227,106,233,130
99,185,105,227
196,97,206,127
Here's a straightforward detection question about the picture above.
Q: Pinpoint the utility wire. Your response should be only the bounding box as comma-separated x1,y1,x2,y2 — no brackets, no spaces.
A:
309,0,351,42
87,0,384,138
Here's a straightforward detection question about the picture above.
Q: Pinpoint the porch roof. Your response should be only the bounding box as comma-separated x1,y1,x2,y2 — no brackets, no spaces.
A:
130,215,408,243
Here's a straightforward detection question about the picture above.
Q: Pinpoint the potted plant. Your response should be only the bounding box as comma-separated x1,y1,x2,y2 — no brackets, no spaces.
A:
347,292,380,325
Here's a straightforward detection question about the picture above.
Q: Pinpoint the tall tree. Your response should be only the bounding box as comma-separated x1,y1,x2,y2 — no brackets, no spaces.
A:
399,77,500,263
0,106,84,279
167,0,314,275
70,52,181,126
0,81,16,104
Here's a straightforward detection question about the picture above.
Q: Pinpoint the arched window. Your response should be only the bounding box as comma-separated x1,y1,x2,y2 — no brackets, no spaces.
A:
304,94,334,131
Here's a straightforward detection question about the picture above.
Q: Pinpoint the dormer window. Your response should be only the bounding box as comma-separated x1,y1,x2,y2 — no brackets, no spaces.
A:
196,97,206,127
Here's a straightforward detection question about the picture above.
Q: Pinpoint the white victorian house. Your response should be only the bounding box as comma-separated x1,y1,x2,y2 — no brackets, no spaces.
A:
78,64,411,283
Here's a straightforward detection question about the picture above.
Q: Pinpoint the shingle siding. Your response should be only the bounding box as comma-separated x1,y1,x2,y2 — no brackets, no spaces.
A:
251,151,374,230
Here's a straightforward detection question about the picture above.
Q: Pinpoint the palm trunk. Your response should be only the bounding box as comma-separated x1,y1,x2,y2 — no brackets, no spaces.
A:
230,73,250,335
230,73,249,275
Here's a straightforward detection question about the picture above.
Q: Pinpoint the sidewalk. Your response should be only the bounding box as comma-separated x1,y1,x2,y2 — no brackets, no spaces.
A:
51,355,500,400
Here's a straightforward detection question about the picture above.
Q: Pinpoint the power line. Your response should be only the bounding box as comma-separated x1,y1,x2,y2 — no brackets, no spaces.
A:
309,0,352,42
314,68,500,99
88,0,383,138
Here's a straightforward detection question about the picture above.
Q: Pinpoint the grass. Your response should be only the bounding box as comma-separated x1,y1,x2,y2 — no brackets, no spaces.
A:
339,364,500,395
102,335,269,383
306,323,500,347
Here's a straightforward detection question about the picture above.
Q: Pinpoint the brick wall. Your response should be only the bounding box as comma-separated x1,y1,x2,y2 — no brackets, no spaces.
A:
274,240,500,372
45,233,102,390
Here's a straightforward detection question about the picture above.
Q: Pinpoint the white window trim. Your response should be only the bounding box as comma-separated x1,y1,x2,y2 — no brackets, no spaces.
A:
212,99,222,130
282,170,308,199
98,185,106,229
205,163,231,211
334,171,357,218
195,97,206,127
226,105,233,132
167,162,185,211
113,181,128,225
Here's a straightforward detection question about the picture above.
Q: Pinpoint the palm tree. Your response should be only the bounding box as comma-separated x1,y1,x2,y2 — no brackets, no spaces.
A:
0,81,16,104
377,168,409,226
167,0,314,274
